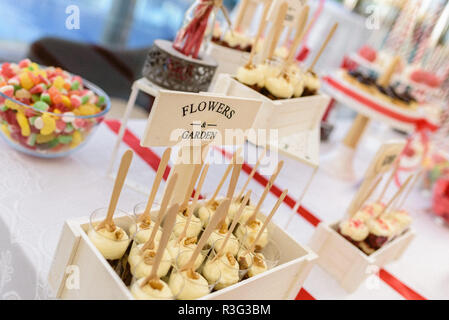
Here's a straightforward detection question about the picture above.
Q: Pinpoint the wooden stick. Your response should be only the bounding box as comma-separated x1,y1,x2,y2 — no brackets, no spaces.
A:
377,160,400,202
247,0,271,67
249,189,288,253
234,0,250,31
180,163,203,212
284,166,317,229
378,55,401,87
291,166,317,214
177,164,210,242
358,175,383,212
396,171,422,209
207,147,242,205
142,203,179,285
141,173,178,252
380,174,414,216
267,2,289,59
216,190,251,259
308,22,338,72
285,5,310,65
98,150,133,231
283,26,293,47
139,148,171,222
246,161,284,225
181,199,230,271
236,148,266,200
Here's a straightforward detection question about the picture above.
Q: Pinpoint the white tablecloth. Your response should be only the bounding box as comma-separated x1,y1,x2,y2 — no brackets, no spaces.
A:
1,118,448,300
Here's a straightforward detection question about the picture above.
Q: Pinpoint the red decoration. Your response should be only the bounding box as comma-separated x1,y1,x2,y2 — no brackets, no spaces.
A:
173,0,215,59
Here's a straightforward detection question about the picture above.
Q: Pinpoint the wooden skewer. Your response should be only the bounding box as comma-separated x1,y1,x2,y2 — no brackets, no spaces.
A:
285,5,310,66
181,199,230,272
308,22,338,72
356,175,383,213
98,150,133,231
207,147,242,205
396,171,422,209
142,203,179,285
215,190,251,259
283,26,293,47
377,160,400,202
291,166,317,214
285,166,317,229
236,148,266,200
177,164,210,242
180,163,203,212
378,55,401,87
380,174,414,216
267,2,289,60
139,148,171,222
234,0,250,31
218,161,243,227
247,0,271,67
249,189,288,253
141,173,178,252
246,161,284,225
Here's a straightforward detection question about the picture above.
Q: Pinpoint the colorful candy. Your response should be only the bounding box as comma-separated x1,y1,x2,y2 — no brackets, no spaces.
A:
0,59,108,156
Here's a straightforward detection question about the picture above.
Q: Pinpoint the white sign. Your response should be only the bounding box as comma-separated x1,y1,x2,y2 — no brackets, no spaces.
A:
141,90,262,147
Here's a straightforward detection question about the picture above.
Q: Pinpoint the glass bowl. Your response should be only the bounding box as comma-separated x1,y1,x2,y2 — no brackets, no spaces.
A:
0,64,110,158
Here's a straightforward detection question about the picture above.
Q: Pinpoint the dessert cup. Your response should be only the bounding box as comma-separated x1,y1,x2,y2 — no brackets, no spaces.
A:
208,229,240,256
238,239,280,278
203,248,248,290
131,277,183,300
172,216,204,239
170,243,210,271
87,208,135,261
129,245,172,279
235,218,269,251
169,261,220,299
88,208,136,282
131,201,163,245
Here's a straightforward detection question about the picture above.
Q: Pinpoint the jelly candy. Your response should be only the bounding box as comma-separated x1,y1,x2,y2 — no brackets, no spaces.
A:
16,111,30,137
19,72,34,90
34,101,49,112
40,113,56,135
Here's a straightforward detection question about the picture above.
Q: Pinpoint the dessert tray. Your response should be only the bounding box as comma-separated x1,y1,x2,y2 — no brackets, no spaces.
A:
323,70,439,132
207,43,251,88
213,74,330,139
309,221,414,293
49,206,317,300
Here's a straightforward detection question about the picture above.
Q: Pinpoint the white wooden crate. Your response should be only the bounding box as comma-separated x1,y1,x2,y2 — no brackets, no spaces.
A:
206,43,251,88
212,74,330,138
308,221,415,293
49,211,317,300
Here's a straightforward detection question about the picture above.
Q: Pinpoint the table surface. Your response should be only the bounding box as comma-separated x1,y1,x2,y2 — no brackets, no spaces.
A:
0,118,448,300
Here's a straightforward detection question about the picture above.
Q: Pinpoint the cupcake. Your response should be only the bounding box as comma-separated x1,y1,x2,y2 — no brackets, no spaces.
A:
264,74,294,100
364,217,394,250
353,202,386,222
338,218,369,245
302,71,320,96
236,64,265,92
384,209,412,237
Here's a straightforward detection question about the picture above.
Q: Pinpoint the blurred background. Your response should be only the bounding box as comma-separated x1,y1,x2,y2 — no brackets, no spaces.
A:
0,0,447,116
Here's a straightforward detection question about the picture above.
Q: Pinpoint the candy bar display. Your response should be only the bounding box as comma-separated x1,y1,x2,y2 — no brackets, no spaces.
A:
0,59,109,158
82,148,292,300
